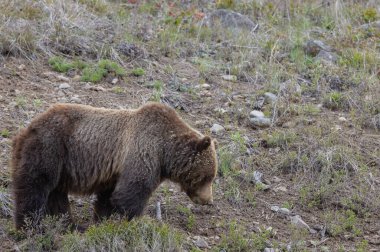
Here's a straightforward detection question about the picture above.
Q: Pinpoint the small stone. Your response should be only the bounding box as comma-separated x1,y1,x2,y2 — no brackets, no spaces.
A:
338,117,347,122
250,117,271,128
57,90,65,97
211,124,225,134
73,75,81,81
111,78,118,85
214,108,227,115
193,236,209,249
304,40,333,56
272,176,282,183
273,186,288,192
200,90,212,97
57,75,70,82
201,84,211,89
264,248,275,252
290,215,316,234
70,96,82,103
271,206,280,212
59,83,71,89
222,75,237,82
249,110,265,118
253,171,263,183
316,50,338,64
18,64,26,70
279,208,291,215
264,92,278,104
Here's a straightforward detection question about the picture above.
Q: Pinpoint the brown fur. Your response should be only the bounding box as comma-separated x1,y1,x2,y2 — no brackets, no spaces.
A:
12,102,218,230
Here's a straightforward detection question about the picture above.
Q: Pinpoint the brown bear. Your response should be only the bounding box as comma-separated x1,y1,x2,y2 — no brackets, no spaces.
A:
12,102,217,230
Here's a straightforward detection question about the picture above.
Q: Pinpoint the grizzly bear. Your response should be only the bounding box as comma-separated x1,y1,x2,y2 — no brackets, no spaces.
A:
12,102,217,230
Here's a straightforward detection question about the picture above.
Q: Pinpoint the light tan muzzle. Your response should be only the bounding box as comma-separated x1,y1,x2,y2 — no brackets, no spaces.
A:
190,183,213,205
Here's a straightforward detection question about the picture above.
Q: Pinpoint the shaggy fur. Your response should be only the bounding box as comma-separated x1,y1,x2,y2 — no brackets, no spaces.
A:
12,102,217,230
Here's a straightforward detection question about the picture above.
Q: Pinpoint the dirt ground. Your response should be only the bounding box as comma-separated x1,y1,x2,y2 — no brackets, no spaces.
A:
1,55,379,251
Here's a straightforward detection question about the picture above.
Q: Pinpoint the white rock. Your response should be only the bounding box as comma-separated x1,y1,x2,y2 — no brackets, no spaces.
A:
211,124,225,134
18,64,25,70
249,110,265,118
264,248,276,252
338,117,347,122
271,206,280,212
264,92,278,104
70,96,82,103
59,83,71,89
250,117,271,128
222,75,237,82
111,78,119,85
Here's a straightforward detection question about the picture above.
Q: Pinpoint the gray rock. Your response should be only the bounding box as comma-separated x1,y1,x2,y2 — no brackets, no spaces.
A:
204,9,258,33
250,117,271,128
359,20,380,32
249,110,265,118
304,40,333,56
222,75,237,82
290,215,316,234
193,236,209,249
59,83,71,89
57,75,70,82
279,207,291,215
70,95,82,103
264,248,276,252
316,50,338,64
271,206,280,212
253,170,263,183
111,78,119,85
211,124,225,134
264,92,278,104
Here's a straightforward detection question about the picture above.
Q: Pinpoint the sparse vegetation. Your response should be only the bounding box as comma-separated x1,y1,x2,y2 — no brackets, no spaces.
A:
0,0,379,250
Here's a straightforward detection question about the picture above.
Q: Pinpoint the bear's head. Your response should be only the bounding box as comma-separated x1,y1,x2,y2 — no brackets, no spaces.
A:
169,134,218,205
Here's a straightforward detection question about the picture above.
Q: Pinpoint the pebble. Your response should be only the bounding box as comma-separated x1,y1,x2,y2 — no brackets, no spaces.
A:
193,236,209,249
290,215,316,234
222,75,237,82
249,110,265,118
70,96,82,103
250,117,271,128
264,92,278,104
210,124,225,134
111,78,119,85
59,83,71,89
57,75,70,82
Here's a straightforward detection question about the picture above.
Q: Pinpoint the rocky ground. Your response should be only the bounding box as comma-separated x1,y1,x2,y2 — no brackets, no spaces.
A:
0,0,379,251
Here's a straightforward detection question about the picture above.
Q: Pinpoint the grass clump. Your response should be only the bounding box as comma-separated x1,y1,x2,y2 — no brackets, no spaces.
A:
131,68,145,76
323,91,349,111
48,57,88,73
0,129,10,138
62,217,183,252
177,205,196,230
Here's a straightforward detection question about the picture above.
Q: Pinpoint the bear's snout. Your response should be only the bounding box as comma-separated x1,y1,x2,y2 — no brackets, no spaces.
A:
190,183,214,205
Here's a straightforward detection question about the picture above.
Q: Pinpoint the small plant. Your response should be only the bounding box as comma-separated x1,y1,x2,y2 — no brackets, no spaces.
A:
264,131,297,149
0,129,10,138
15,96,27,108
177,205,196,230
216,0,235,9
356,239,369,252
112,86,124,94
363,8,377,23
131,68,145,77
151,80,164,102
98,60,125,76
81,66,108,83
62,217,183,251
323,91,348,111
48,56,77,73
33,98,43,108
218,147,235,177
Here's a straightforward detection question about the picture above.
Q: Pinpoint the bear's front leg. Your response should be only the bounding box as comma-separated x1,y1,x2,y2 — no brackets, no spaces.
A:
110,172,159,220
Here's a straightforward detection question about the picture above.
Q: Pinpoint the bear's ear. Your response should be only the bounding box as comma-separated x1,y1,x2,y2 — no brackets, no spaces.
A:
196,136,211,152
